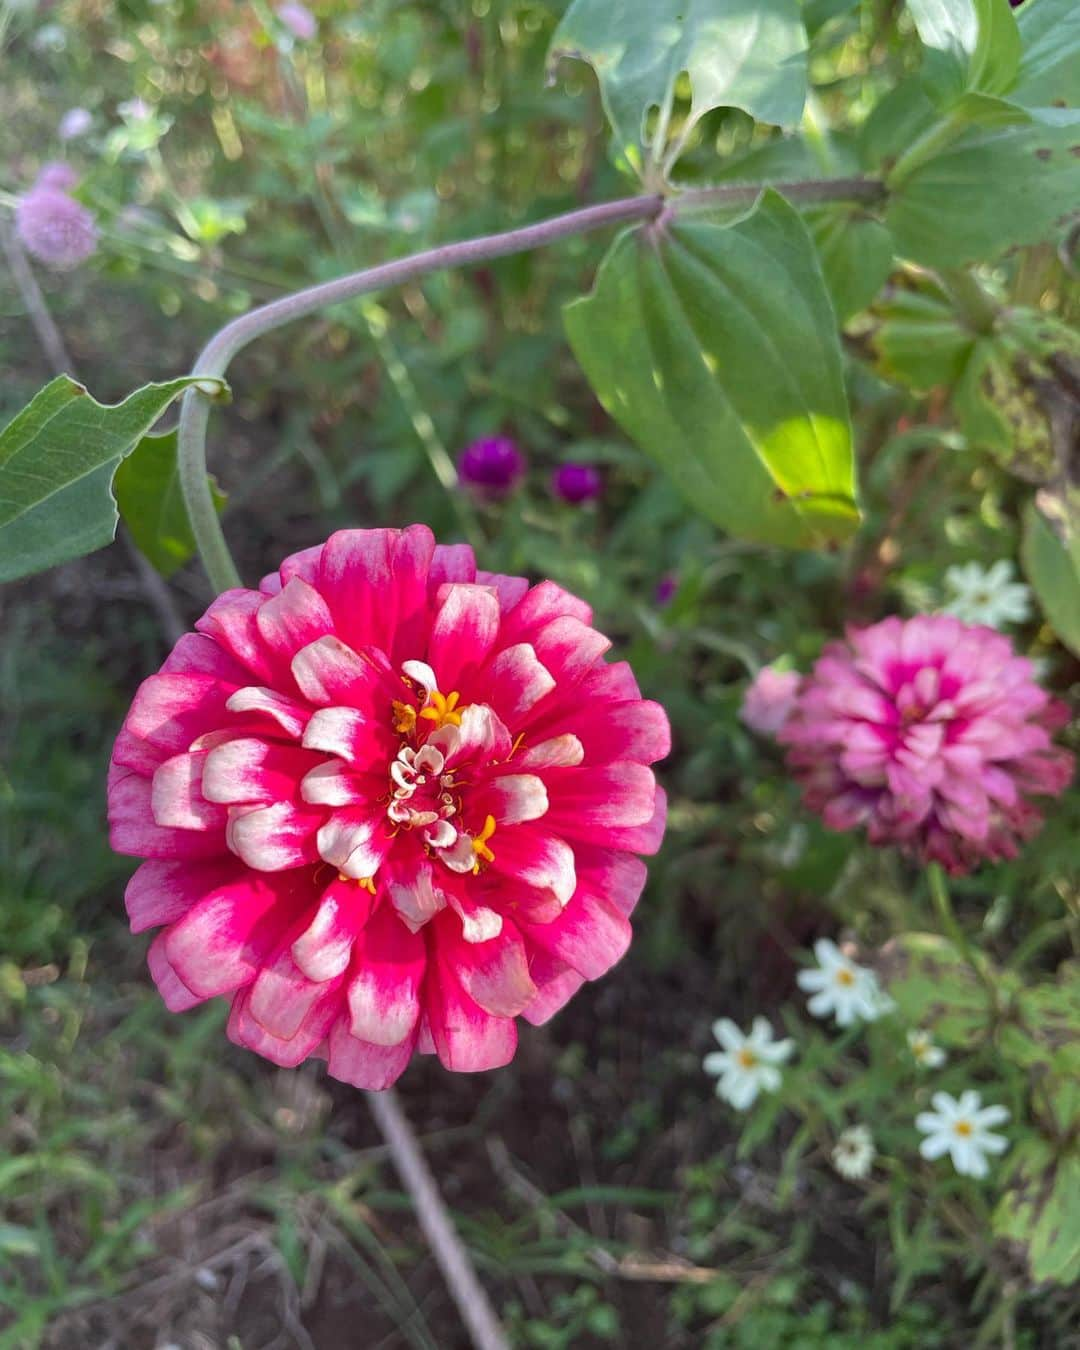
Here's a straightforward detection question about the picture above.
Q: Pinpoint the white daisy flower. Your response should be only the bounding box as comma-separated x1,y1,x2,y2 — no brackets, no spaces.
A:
907,1028,947,1070
942,560,1032,629
916,1090,1010,1178
832,1124,875,1180
796,939,890,1027
703,1016,795,1111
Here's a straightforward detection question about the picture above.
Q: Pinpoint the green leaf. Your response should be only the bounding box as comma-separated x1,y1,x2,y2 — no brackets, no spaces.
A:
993,1139,1080,1286
1012,0,1080,109
0,376,225,584
872,290,975,391
802,0,862,37
549,0,808,177
809,207,895,322
1022,502,1080,657
113,429,226,578
998,965,1080,1089
877,932,994,1047
564,190,859,548
907,0,1021,102
886,108,1080,267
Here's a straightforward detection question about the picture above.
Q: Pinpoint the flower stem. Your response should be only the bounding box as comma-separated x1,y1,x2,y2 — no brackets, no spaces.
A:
177,176,884,593
926,862,998,1009
367,1088,508,1350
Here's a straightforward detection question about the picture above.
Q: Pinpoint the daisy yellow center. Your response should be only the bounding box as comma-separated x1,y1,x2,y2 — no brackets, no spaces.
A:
953,1120,973,1138
835,967,856,987
737,1048,758,1069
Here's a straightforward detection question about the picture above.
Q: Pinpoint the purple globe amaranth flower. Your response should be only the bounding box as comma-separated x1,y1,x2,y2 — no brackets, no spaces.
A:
779,615,1074,875
15,187,98,269
457,436,526,499
552,463,603,505
741,666,801,737
654,573,677,607
59,107,92,141
34,162,79,192
277,1,317,39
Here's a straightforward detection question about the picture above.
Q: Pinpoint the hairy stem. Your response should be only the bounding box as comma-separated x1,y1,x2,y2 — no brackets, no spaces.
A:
367,1088,508,1350
178,176,884,592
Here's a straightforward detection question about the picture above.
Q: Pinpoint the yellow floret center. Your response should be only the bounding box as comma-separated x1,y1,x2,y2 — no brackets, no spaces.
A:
835,968,856,987
953,1120,973,1138
420,689,464,730
737,1048,758,1069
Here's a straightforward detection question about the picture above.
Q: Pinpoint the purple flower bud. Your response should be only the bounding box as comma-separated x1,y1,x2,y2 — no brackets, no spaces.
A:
277,1,317,39
16,187,98,269
458,436,526,498
552,463,603,505
35,162,79,192
58,108,92,141
654,573,677,606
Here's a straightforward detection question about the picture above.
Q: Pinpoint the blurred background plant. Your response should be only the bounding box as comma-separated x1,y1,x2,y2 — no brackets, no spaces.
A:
1,0,1077,1345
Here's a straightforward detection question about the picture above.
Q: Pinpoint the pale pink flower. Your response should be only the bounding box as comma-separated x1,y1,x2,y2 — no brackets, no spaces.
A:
108,527,668,1088
277,2,317,39
15,187,97,269
779,615,1073,874
740,666,801,736
34,161,79,192
59,107,92,141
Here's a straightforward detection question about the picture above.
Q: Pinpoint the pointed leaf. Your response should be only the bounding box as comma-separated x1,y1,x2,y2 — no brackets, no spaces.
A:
908,0,1021,102
0,375,226,583
564,190,858,548
1022,502,1080,658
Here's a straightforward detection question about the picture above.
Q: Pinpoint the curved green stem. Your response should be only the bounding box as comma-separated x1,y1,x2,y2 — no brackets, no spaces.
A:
177,176,885,594
926,862,999,1010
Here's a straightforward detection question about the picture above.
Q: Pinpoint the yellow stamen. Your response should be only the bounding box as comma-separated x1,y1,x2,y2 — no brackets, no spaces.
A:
392,700,417,735
953,1120,973,1137
419,688,464,729
470,814,497,873
736,1048,758,1069
338,873,377,895
835,968,856,987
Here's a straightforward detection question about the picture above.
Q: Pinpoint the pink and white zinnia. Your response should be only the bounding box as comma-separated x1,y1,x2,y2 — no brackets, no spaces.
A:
779,615,1073,875
108,527,669,1088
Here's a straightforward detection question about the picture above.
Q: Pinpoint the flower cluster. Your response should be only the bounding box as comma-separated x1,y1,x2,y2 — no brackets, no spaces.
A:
778,615,1073,874
15,163,97,269
108,526,668,1089
456,436,604,507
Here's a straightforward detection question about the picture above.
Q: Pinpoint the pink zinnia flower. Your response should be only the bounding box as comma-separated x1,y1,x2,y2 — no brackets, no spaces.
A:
108,527,668,1087
740,666,801,737
15,187,97,269
779,615,1073,875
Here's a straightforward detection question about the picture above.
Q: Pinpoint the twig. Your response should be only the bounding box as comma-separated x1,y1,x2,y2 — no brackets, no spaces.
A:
0,216,75,372
367,1088,509,1350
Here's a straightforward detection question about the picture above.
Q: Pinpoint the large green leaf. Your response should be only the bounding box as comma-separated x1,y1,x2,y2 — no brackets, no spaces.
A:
564,191,858,548
1022,502,1080,657
886,109,1080,266
907,0,1021,102
549,0,808,177
993,1139,1080,1286
1012,0,1080,108
0,376,224,584
113,429,226,578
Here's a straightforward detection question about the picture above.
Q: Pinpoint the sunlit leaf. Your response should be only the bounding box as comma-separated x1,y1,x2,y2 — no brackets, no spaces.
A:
549,0,808,177
1022,502,1080,657
994,1139,1080,1285
907,0,1021,103
1012,0,1080,108
564,190,858,548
